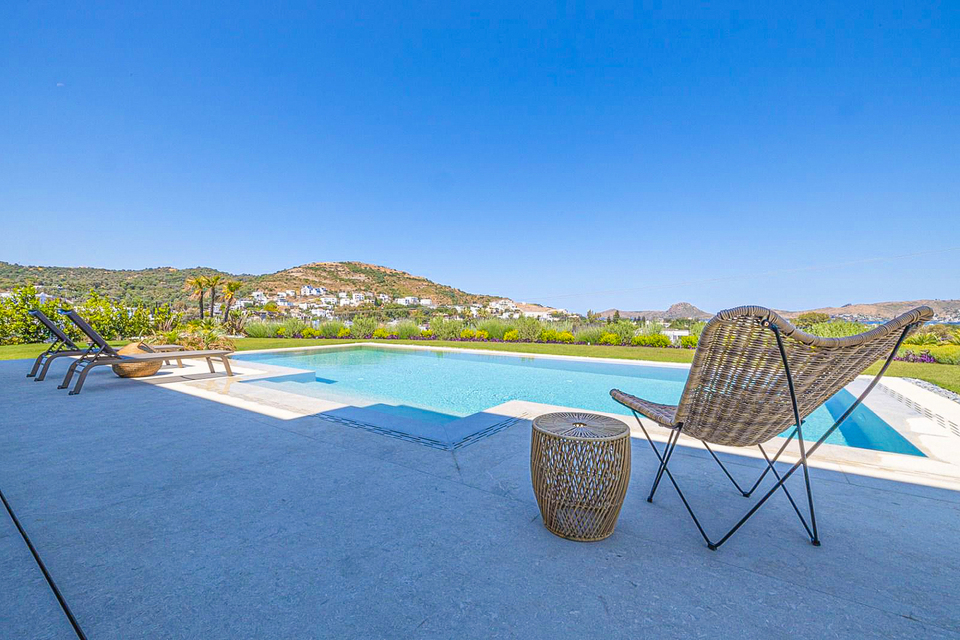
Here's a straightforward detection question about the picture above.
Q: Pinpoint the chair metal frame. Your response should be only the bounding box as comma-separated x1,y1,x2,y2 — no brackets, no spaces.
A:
627,319,916,551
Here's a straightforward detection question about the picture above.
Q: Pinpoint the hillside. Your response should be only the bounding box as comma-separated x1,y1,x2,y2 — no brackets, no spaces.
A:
0,260,495,307
778,299,960,322
598,302,712,321
254,262,494,305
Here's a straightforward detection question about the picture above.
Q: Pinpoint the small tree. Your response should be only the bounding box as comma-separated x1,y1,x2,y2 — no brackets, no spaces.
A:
185,276,208,320
795,312,830,329
221,281,243,322
206,275,223,319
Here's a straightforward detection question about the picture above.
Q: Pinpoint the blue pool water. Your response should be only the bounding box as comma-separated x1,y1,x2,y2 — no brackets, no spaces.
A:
234,346,923,456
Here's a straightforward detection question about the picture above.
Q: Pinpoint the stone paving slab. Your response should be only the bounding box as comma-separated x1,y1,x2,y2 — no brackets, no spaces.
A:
1,359,959,639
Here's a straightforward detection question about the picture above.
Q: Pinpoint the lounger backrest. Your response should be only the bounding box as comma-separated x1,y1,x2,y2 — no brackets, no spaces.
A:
59,309,120,356
29,309,80,349
674,305,932,447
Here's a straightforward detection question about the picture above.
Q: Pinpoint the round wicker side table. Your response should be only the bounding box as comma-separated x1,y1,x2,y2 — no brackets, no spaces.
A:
531,412,632,541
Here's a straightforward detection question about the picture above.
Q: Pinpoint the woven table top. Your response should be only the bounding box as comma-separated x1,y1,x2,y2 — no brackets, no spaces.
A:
532,412,629,441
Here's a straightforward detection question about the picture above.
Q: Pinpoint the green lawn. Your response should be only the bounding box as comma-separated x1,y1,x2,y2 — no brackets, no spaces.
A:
3,338,958,394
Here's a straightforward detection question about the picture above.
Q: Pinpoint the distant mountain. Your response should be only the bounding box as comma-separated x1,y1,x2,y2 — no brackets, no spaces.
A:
598,302,712,321
0,260,497,307
778,299,960,322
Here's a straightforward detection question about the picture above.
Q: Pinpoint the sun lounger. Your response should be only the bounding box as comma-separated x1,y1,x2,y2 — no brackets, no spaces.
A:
26,309,88,381
57,309,233,395
611,305,932,549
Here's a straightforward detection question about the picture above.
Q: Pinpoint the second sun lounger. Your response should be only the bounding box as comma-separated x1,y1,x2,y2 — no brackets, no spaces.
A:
57,309,234,395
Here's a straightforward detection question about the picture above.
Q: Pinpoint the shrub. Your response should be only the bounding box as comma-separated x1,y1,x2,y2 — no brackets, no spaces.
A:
337,327,351,338
174,328,235,352
637,321,665,336
680,335,699,349
244,321,279,338
302,327,318,338
905,332,941,346
515,317,542,342
475,329,489,340
807,321,870,338
351,316,378,338
476,319,512,341
599,332,621,346
539,328,559,342
318,320,345,338
430,318,464,340
632,334,671,348
420,329,434,339
281,318,308,338
395,320,420,339
557,331,575,344
461,328,476,340
607,321,638,344
372,327,389,339
795,312,830,329
575,326,605,344
274,327,286,338
689,321,707,337
504,329,520,341
900,345,960,365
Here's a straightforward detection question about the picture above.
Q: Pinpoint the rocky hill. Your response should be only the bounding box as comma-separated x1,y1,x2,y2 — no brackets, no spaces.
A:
0,260,496,307
778,299,960,322
255,262,494,306
598,302,712,321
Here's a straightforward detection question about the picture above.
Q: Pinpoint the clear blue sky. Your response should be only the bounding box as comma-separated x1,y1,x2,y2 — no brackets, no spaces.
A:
1,2,957,313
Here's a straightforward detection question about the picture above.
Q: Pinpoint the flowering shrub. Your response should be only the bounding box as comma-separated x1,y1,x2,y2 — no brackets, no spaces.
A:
274,327,286,338
372,327,389,339
599,333,621,346
540,329,559,342
557,331,575,343
461,328,476,339
503,329,520,341
898,345,960,365
475,329,489,340
680,335,699,349
895,350,937,364
301,328,318,339
337,327,351,338
420,329,434,339
632,334,670,348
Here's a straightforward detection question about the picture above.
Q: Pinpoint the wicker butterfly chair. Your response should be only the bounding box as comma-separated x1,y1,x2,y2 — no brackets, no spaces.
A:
611,305,932,550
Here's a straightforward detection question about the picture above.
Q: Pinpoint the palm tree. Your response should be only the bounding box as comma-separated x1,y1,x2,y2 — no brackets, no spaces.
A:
206,275,223,320
185,276,208,320
221,280,243,322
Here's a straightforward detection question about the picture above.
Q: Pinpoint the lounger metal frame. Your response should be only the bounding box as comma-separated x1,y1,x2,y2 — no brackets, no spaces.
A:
56,309,233,395
26,310,88,381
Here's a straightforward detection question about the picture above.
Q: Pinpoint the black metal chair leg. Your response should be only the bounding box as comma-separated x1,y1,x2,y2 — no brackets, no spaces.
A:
648,428,680,502
703,443,749,496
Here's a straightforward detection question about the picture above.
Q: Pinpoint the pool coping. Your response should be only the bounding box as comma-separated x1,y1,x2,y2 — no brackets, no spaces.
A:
135,342,960,490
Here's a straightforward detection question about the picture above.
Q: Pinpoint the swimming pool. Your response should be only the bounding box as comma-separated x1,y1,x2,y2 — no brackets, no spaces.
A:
234,346,923,456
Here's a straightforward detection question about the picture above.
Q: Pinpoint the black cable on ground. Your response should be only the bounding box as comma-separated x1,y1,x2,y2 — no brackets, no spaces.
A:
0,486,88,640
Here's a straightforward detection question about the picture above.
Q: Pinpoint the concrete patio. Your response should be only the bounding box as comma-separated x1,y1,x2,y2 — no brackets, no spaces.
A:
2,358,959,639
